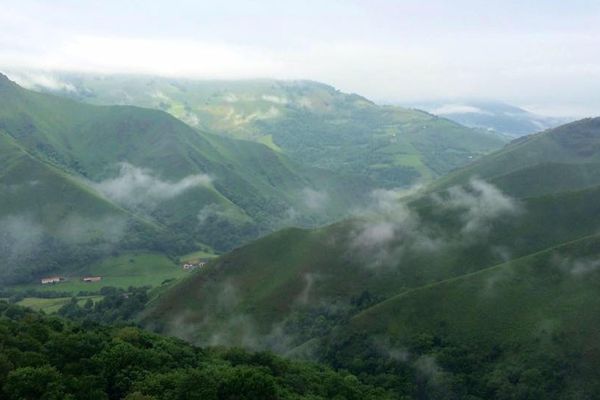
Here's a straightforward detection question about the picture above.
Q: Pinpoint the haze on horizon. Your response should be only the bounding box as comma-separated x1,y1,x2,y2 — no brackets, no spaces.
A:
1,0,600,117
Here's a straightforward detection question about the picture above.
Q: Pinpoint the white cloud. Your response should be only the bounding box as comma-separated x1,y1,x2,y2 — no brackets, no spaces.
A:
6,71,76,92
430,104,491,115
436,178,521,235
93,162,212,208
301,188,330,211
554,254,600,276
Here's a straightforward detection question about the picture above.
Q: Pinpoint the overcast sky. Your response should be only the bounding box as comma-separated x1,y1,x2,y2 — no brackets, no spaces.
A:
2,0,600,117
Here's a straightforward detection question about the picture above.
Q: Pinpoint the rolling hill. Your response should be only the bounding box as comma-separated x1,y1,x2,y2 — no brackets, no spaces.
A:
0,73,371,283
144,117,600,398
10,71,508,188
412,100,569,137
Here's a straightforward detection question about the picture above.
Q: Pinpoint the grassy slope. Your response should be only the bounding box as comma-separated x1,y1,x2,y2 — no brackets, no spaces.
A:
46,73,507,187
144,181,600,338
145,117,600,362
432,117,600,194
1,73,376,247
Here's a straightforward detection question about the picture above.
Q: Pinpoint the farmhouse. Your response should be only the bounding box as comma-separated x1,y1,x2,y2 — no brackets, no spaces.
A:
41,276,63,285
82,276,102,282
183,261,207,271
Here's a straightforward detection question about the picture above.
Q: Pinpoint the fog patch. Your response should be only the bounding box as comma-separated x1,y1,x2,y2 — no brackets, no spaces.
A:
7,71,76,92
93,162,212,208
0,214,44,263
349,188,443,267
301,188,330,212
554,254,600,276
261,94,288,104
435,178,521,235
296,273,320,305
431,104,492,115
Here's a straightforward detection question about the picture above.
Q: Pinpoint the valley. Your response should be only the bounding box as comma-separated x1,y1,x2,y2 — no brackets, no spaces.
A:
2,72,599,399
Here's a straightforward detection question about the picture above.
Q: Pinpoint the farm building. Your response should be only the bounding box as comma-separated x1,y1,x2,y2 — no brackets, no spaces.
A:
41,276,63,285
82,276,102,282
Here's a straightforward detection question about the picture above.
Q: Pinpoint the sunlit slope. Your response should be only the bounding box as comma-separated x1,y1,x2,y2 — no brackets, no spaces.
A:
41,73,507,187
0,73,372,255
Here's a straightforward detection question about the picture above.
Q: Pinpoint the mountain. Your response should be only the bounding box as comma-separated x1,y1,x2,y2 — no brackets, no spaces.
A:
0,73,371,283
9,71,508,188
144,117,600,397
412,100,570,137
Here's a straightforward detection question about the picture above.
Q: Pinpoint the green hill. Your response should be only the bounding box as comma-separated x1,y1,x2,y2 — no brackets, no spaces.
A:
432,117,600,195
144,117,600,398
19,72,508,187
0,73,371,283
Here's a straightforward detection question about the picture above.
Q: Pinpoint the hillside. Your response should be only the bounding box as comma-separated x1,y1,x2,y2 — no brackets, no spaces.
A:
144,117,600,398
0,303,396,399
0,73,371,283
412,100,569,137
11,71,508,187
432,117,600,196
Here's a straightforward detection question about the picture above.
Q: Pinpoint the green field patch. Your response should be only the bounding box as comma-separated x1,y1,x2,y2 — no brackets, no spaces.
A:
17,296,103,314
12,252,188,295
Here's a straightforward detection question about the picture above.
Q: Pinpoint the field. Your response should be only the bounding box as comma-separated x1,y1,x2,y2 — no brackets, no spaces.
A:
12,252,189,295
16,296,104,313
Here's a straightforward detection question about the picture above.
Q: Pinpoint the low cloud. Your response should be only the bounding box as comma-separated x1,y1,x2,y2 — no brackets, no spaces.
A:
349,180,520,267
554,254,600,276
93,162,212,208
0,215,44,265
261,94,288,105
435,178,521,235
431,104,491,115
349,188,442,267
301,188,330,212
6,71,76,92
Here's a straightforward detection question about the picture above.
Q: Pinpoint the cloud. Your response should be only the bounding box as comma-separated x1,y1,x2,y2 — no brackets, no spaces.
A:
349,187,442,267
430,104,491,115
261,94,288,104
93,162,212,208
435,178,521,235
301,188,330,212
554,254,600,276
6,71,76,92
0,214,44,264
349,180,520,267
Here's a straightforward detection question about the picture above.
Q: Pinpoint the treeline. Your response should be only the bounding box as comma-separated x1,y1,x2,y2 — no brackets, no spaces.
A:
57,286,149,324
0,303,395,400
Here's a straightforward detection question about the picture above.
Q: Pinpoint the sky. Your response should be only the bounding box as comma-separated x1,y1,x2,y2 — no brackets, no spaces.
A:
1,0,600,117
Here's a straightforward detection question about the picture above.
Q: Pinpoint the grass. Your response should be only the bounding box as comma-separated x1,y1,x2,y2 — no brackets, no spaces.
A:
180,250,219,263
17,295,103,314
12,252,189,295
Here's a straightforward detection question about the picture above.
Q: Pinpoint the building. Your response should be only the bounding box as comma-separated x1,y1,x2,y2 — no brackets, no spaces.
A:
82,276,102,282
41,276,62,285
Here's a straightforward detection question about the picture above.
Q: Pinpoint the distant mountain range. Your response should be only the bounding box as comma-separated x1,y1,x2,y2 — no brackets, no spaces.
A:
410,100,571,137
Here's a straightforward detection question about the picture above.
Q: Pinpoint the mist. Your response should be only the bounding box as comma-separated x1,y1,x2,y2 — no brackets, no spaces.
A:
93,162,212,208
